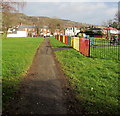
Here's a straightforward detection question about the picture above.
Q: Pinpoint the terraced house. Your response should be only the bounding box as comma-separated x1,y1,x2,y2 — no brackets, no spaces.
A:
7,24,38,37
39,26,51,37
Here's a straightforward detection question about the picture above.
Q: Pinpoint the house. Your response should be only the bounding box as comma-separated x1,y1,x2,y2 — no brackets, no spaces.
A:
54,29,64,36
17,25,38,37
88,28,105,34
0,31,4,35
104,28,119,34
7,25,38,37
64,27,80,36
54,29,60,35
104,27,119,39
87,28,105,38
39,26,51,37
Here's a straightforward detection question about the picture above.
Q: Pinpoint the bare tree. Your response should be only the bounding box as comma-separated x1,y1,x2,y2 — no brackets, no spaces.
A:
1,0,26,35
102,2,120,29
102,11,119,29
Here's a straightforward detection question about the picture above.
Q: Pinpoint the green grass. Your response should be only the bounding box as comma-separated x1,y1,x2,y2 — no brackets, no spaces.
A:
2,37,44,107
93,38,110,45
90,45,120,60
50,37,69,48
93,38,120,45
50,37,119,115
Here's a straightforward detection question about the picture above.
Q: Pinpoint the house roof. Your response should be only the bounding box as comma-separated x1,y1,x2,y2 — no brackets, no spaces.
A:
65,27,78,29
18,25,37,31
39,26,49,29
89,28,103,30
0,31,4,34
104,28,117,30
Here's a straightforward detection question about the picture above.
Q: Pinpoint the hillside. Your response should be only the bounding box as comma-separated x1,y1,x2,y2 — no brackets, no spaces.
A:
14,13,92,29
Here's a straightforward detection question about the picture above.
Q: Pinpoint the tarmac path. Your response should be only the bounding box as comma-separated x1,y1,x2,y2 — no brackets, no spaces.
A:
3,38,69,115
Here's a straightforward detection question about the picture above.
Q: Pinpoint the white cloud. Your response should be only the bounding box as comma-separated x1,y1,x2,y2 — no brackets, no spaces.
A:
21,2,118,25
57,2,108,14
106,7,117,15
54,2,117,24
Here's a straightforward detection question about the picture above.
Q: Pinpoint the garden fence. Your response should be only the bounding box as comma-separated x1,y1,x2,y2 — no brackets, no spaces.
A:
55,35,120,60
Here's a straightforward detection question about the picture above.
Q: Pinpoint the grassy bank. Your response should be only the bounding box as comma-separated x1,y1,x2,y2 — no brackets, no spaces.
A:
50,37,119,115
90,45,119,60
2,37,44,107
90,39,120,60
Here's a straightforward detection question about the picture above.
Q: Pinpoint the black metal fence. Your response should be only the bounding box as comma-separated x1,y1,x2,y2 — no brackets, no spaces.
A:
90,38,120,60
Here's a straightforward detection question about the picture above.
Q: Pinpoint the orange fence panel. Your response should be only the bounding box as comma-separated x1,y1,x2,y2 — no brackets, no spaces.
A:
65,36,68,45
60,35,63,42
80,38,90,57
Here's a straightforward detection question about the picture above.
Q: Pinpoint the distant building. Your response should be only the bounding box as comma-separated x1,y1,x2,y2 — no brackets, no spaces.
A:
104,28,119,35
0,31,4,35
39,26,51,37
89,28,103,32
86,27,119,38
54,29,64,36
54,29,60,35
104,27,119,39
7,25,38,37
18,25,38,37
64,27,80,36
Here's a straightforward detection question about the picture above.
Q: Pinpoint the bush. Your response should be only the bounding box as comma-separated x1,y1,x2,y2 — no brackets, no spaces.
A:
85,30,95,37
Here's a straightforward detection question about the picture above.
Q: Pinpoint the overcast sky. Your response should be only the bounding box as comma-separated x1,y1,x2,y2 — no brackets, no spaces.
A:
20,1,118,25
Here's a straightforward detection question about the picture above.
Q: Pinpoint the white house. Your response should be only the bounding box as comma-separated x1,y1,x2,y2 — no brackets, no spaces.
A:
104,28,119,35
64,27,80,36
7,31,28,37
7,25,37,37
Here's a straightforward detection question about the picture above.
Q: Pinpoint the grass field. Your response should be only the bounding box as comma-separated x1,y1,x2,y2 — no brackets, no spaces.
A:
2,37,44,107
93,38,110,45
90,45,120,60
93,38,120,45
90,38,120,60
50,37,119,115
